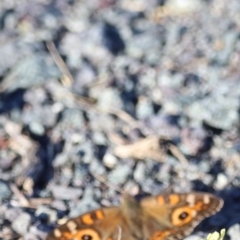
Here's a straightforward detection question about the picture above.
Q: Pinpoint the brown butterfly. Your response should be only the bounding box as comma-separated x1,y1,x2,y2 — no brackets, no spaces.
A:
46,192,223,240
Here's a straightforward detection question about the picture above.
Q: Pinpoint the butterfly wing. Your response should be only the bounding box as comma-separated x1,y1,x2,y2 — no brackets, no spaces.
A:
140,192,223,240
46,206,137,240
46,193,223,240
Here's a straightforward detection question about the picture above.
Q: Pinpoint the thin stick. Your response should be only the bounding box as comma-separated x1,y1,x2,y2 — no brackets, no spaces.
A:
91,172,125,195
168,144,188,166
10,183,29,207
46,41,74,85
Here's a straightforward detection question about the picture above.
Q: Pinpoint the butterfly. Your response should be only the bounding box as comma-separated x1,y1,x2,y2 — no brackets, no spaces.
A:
46,192,223,240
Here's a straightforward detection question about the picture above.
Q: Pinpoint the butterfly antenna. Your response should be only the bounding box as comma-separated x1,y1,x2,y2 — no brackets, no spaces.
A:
91,172,125,195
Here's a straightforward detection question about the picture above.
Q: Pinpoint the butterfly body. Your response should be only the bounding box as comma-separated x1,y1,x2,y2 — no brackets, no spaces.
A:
47,192,223,240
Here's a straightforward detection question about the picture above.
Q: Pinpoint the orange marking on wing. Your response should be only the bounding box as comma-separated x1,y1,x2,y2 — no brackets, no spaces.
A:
157,196,165,205
169,194,180,205
62,228,101,240
82,213,94,225
95,210,104,220
194,201,205,211
75,229,101,240
150,230,170,240
62,231,74,239
171,207,193,227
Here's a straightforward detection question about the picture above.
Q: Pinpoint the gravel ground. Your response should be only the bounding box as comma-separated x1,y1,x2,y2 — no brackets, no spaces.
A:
0,0,240,239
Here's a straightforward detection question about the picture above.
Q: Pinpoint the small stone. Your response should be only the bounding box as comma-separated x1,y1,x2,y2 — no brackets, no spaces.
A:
51,200,67,212
49,184,83,200
73,163,91,187
1,54,60,93
23,232,40,240
29,122,45,136
165,0,203,15
180,127,211,155
74,64,96,90
123,181,140,196
28,224,47,240
102,22,125,55
228,224,240,240
35,206,58,223
184,235,202,240
12,212,31,235
92,131,107,145
0,180,12,203
155,163,171,183
214,173,228,190
97,88,123,110
133,162,146,182
89,158,106,176
69,187,100,218
187,95,239,130
141,178,163,195
5,208,22,222
103,152,117,168
78,142,95,164
136,97,154,120
108,164,132,185
53,153,69,167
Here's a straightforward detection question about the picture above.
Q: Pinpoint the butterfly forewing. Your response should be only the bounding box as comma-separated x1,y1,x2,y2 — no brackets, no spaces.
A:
46,207,123,240
141,192,223,240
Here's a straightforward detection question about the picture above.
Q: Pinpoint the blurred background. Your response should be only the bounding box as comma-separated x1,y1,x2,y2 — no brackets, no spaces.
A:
0,0,240,239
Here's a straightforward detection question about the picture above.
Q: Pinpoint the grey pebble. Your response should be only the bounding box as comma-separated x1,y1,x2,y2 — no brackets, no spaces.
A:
184,235,203,240
108,164,132,185
0,180,12,203
49,184,83,200
72,163,91,187
0,157,9,172
89,158,106,176
29,122,45,136
28,224,47,240
136,97,154,120
78,142,96,164
88,113,115,133
0,41,24,76
155,163,171,183
228,224,240,240
23,232,40,240
1,54,60,93
92,131,107,146
214,173,229,190
5,208,22,222
50,200,67,212
74,64,96,90
22,105,58,128
53,153,69,167
103,152,118,169
56,108,86,131
141,178,163,196
11,212,31,235
187,95,239,130
133,161,146,182
35,206,58,223
216,31,238,65
97,88,123,110
69,187,100,218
